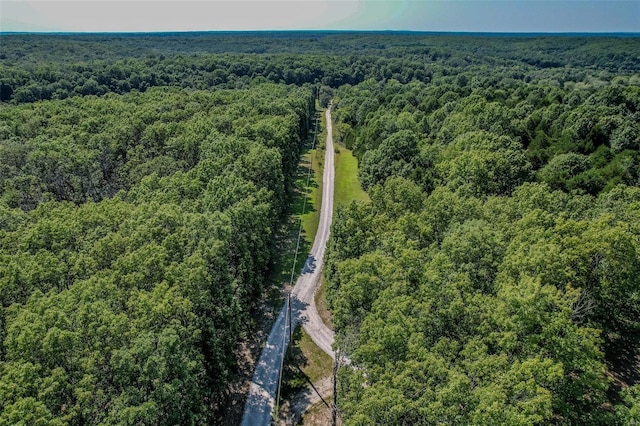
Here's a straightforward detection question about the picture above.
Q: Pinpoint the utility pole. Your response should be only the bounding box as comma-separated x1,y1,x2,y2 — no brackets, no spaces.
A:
288,293,292,343
275,294,289,422
332,349,339,426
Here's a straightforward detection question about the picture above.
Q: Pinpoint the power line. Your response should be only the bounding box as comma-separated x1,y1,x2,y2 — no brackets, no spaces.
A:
275,101,322,422
288,106,320,288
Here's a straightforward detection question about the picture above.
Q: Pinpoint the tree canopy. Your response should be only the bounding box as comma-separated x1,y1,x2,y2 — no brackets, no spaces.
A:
0,83,314,423
326,47,640,424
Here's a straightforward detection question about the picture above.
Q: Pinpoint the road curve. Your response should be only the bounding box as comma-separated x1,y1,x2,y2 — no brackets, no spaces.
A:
241,107,336,425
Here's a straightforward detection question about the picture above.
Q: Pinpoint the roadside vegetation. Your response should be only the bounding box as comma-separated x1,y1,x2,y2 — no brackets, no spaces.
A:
301,119,325,246
266,110,323,307
281,328,333,399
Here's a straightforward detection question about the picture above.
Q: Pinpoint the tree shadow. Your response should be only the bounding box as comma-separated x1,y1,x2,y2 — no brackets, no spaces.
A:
278,346,319,423
606,331,640,402
281,326,311,398
289,150,319,223
302,255,317,275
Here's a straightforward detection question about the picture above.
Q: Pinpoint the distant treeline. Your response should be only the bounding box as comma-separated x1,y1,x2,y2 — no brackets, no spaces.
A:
3,32,640,69
1,33,639,103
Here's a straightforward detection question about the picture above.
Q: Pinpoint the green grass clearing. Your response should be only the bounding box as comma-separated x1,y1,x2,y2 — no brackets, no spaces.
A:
333,144,368,209
300,136,324,244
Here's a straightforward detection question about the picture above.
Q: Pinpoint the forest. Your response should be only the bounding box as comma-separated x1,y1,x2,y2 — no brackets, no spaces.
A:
1,32,639,424
0,76,314,423
325,40,640,424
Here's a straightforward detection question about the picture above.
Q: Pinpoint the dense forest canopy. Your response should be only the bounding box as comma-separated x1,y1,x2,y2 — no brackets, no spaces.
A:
0,79,314,423
322,35,640,425
2,32,639,103
1,32,639,424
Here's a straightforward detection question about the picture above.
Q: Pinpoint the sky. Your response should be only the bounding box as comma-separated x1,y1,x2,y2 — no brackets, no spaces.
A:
1,0,639,33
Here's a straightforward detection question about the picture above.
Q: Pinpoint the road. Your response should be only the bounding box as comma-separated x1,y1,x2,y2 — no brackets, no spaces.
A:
241,107,336,425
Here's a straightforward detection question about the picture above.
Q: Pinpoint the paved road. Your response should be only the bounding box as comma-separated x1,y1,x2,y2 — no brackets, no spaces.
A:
241,107,336,425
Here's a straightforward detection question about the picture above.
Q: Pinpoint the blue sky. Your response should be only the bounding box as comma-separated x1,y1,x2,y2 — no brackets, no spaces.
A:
2,1,639,33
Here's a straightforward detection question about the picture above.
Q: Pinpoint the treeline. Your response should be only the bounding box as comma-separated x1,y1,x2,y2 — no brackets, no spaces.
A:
3,32,639,71
326,68,640,422
0,53,433,103
0,84,314,423
2,33,639,103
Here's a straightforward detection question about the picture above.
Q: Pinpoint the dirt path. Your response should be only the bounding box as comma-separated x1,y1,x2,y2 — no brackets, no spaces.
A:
241,107,336,425
292,107,336,358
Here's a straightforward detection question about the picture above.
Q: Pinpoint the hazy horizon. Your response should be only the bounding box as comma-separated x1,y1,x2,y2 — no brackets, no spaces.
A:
2,29,639,35
2,1,639,34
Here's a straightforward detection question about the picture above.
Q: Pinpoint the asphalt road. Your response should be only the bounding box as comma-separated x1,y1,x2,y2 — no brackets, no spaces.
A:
241,107,336,425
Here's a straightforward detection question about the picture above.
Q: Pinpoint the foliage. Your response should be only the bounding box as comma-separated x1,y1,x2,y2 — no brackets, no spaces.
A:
0,84,314,423
326,46,640,423
2,33,639,105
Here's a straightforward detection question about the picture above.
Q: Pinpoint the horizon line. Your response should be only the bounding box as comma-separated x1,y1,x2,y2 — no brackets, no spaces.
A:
2,29,640,36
